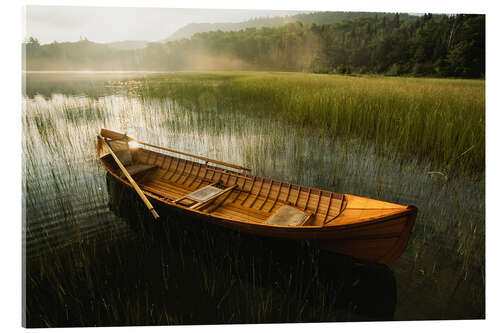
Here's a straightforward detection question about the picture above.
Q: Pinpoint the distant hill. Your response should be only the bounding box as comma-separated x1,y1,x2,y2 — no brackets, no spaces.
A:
166,11,419,41
166,16,296,41
106,40,149,50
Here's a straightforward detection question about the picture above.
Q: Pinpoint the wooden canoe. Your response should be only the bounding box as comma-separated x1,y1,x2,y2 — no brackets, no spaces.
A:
97,128,417,264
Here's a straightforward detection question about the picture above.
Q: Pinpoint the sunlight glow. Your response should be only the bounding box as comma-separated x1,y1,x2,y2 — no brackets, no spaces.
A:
128,140,139,149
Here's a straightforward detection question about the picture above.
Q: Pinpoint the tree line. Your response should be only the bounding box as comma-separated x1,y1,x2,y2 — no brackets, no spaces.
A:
166,11,414,41
24,13,484,78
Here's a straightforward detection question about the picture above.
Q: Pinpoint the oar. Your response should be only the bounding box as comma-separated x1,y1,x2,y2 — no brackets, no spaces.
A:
100,128,251,172
101,136,160,219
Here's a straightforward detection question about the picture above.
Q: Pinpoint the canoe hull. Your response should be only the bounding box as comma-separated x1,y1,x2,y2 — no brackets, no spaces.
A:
105,163,416,263
97,131,417,264
179,200,416,264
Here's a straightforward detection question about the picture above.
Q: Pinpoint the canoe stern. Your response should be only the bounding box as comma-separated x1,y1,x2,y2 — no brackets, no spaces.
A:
315,205,417,264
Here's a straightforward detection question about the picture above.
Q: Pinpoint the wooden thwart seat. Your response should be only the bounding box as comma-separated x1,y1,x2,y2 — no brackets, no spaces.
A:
172,183,219,203
264,205,311,226
184,185,223,202
126,164,156,176
174,184,238,210
108,139,156,176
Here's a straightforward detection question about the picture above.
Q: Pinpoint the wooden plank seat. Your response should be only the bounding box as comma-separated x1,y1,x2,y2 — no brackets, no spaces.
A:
106,139,156,176
184,185,223,202
173,184,220,203
125,164,156,176
174,184,238,211
264,205,310,226
108,140,132,162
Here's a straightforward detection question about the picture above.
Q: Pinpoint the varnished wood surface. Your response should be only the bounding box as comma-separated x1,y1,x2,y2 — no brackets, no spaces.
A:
97,132,417,263
101,137,159,219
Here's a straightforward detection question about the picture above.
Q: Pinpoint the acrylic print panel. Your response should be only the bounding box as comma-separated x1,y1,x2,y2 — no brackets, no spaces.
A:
22,3,485,327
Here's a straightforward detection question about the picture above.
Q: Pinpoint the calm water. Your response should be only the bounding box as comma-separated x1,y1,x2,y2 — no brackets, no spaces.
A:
22,72,484,326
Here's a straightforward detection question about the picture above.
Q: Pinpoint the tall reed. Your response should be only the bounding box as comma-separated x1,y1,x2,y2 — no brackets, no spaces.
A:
131,72,485,175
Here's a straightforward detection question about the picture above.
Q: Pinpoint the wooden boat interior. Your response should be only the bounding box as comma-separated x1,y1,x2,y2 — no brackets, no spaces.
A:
99,133,411,229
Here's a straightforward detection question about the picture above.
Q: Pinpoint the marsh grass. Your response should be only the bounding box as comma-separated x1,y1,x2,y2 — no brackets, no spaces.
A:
130,72,485,174
23,72,484,326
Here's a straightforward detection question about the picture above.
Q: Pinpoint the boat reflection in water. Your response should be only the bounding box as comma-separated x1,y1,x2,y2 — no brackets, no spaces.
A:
106,173,398,322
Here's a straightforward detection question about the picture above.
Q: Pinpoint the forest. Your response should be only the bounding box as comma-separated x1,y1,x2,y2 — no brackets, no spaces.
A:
24,13,485,78
165,11,415,41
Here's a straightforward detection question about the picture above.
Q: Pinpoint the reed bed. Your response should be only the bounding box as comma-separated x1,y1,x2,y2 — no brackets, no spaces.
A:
130,72,485,175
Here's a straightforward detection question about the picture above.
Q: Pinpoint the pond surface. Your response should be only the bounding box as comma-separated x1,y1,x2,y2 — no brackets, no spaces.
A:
22,72,484,326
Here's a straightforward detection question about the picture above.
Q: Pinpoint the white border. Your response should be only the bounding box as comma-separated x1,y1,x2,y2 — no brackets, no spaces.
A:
2,1,496,332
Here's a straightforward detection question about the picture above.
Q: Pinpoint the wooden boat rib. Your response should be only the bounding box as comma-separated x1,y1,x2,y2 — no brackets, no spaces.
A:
97,129,417,264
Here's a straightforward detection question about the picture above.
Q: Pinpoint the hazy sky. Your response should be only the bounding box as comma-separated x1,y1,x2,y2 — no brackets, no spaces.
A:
25,6,307,44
